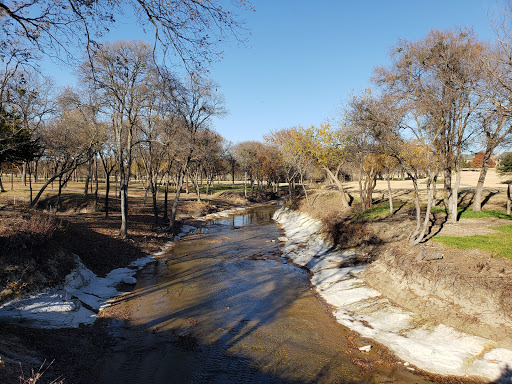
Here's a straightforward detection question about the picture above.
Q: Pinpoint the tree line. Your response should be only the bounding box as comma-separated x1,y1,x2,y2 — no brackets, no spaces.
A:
263,24,512,244
4,2,512,245
0,0,253,237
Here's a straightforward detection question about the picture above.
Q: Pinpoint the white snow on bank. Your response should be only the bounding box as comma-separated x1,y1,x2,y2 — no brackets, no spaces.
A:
0,225,197,329
196,206,247,221
273,207,512,381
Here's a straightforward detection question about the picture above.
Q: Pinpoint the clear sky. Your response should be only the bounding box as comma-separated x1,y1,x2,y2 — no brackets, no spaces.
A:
44,0,500,144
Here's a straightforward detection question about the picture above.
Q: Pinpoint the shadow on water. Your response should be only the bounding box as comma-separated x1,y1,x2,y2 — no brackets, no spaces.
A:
492,364,512,384
96,316,305,384
95,205,454,384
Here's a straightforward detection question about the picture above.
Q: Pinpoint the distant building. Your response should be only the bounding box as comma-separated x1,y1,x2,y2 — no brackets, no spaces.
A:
495,152,512,169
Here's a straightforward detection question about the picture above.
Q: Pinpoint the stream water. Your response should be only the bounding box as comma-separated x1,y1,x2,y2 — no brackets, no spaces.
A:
97,206,440,383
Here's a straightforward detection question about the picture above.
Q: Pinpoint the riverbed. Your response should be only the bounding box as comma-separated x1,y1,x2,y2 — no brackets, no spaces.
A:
96,205,443,383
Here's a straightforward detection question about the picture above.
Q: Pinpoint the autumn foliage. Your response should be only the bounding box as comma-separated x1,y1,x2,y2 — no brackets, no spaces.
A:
471,152,495,168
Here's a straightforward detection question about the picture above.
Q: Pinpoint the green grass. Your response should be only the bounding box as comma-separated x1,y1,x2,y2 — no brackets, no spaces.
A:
431,206,512,220
420,178,444,184
434,224,512,259
458,209,512,220
352,203,392,220
431,206,446,214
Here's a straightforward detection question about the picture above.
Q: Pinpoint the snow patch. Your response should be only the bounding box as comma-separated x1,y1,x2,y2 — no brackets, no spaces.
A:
273,207,512,381
0,225,197,328
198,207,246,221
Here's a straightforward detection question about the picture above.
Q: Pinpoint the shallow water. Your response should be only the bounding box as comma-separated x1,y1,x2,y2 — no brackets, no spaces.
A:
98,206,439,383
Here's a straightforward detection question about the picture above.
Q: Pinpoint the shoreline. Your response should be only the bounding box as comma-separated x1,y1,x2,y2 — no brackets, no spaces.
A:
273,206,512,382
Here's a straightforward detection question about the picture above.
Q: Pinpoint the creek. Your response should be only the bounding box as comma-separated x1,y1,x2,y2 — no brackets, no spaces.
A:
97,205,439,383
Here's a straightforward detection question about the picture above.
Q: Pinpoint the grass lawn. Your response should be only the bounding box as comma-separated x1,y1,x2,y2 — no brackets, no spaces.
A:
351,202,393,220
431,206,512,220
435,224,512,260
430,207,512,259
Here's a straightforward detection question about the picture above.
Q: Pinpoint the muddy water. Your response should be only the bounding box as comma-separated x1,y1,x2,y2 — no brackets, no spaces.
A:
98,206,439,384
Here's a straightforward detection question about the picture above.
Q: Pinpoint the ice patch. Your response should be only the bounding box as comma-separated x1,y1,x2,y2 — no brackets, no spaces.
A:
198,206,247,221
0,225,196,329
273,207,512,381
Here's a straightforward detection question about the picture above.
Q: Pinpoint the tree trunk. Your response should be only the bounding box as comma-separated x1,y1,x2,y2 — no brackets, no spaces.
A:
119,181,128,238
472,148,493,212
21,163,27,186
386,173,393,214
244,171,248,198
28,166,33,204
433,175,437,206
94,157,99,212
409,174,422,244
194,171,201,202
507,183,511,215
449,166,462,223
105,173,110,218
323,166,349,209
30,165,77,208
151,181,159,226
0,176,5,193
169,159,190,235
358,169,365,210
84,158,92,196
57,175,64,209
414,174,434,245
444,166,452,214
33,159,39,183
163,174,169,222
300,171,310,207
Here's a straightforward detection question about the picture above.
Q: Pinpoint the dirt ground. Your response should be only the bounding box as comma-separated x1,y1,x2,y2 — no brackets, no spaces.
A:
0,185,266,383
1,172,511,383
297,176,512,353
352,168,510,192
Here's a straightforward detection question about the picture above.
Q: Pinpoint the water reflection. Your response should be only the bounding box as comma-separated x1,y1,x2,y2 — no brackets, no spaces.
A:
210,206,277,227
98,204,441,384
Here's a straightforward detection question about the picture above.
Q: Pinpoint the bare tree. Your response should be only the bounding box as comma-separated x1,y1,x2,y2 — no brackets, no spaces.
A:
0,0,250,69
167,74,226,233
471,17,512,211
233,141,260,198
30,105,98,207
375,29,487,223
302,124,351,209
81,40,154,237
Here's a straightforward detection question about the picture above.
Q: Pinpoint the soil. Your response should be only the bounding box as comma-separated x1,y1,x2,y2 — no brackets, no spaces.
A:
0,190,263,383
1,171,511,382
297,185,512,354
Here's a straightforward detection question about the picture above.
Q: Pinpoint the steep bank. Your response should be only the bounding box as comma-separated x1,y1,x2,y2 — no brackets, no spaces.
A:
273,207,512,382
363,242,512,346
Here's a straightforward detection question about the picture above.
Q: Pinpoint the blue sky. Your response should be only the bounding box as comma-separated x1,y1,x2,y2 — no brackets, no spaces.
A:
45,0,499,144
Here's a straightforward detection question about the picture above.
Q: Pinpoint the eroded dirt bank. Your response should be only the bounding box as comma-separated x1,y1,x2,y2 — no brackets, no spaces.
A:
363,242,512,347
279,191,512,382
